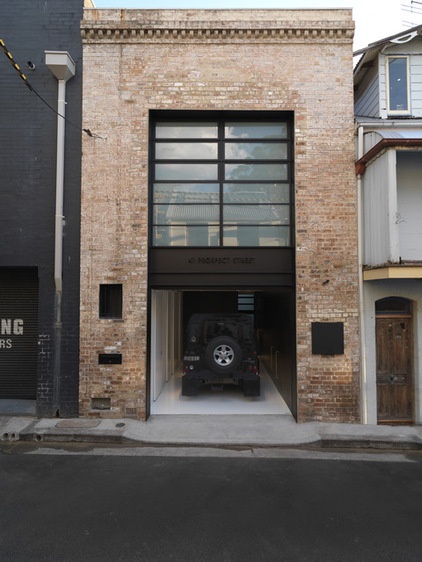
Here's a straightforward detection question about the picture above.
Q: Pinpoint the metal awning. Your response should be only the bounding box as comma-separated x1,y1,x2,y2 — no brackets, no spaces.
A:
355,128,422,175
368,128,422,140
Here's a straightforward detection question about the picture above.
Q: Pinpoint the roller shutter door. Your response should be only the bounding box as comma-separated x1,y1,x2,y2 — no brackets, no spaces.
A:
0,268,38,399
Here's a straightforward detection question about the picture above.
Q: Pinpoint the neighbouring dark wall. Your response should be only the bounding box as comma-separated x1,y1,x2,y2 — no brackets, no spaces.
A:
0,0,83,416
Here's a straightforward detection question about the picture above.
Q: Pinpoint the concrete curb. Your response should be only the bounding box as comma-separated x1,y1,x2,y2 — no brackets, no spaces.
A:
1,415,422,451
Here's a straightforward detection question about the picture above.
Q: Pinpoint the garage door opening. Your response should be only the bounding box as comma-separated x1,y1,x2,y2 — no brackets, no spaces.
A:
149,288,295,416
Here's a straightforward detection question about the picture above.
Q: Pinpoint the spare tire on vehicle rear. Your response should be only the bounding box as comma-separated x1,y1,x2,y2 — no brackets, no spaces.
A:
205,336,242,375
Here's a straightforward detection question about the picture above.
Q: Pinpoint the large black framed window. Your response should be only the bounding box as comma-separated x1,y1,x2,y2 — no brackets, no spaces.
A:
150,112,293,247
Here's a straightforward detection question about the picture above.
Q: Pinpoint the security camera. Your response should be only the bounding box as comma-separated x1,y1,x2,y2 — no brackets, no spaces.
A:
27,61,36,70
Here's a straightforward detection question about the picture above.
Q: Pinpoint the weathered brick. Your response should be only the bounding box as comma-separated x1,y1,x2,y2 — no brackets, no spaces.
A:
80,9,359,423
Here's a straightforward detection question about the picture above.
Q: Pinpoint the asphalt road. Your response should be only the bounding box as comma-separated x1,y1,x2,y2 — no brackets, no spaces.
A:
1,445,421,562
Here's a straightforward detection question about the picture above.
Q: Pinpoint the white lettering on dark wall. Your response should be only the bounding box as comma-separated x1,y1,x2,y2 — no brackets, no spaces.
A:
188,257,255,265
0,319,24,349
0,319,24,335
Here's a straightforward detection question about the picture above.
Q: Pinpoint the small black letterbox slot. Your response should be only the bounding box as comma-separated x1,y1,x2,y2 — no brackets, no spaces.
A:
98,353,122,365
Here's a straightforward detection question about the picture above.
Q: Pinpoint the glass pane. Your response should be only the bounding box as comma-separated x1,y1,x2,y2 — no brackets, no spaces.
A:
155,163,218,181
225,142,287,160
156,122,218,139
225,163,287,181
156,142,218,160
153,204,219,225
225,123,288,139
223,183,289,204
99,284,122,319
153,226,220,246
388,58,408,112
223,226,290,247
153,183,219,203
223,205,289,225
376,297,410,314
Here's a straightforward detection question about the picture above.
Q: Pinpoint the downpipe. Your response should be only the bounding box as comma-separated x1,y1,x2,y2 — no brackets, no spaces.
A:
357,125,368,424
53,79,66,417
45,51,75,418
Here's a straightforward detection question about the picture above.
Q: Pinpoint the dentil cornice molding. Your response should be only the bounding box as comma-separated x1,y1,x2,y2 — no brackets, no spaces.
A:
81,26,354,43
81,11,354,43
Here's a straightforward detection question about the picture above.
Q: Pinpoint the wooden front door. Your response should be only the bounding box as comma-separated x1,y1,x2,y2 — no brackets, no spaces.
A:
376,315,413,424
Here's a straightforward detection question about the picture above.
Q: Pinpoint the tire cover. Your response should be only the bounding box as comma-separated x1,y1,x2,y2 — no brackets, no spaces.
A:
205,336,242,374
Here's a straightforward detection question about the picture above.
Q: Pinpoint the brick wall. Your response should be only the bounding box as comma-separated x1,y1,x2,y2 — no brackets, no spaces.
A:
80,9,359,422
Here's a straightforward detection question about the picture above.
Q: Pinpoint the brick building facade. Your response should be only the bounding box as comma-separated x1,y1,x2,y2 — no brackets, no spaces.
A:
80,9,359,423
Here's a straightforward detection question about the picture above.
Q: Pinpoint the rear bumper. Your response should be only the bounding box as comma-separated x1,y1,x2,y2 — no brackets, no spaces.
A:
182,368,259,384
182,370,260,397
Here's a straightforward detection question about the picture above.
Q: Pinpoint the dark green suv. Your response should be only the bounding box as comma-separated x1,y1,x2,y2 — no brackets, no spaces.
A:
182,313,260,397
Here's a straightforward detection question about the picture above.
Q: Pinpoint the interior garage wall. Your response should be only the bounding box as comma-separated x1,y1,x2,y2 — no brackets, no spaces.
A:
79,9,359,422
259,290,296,416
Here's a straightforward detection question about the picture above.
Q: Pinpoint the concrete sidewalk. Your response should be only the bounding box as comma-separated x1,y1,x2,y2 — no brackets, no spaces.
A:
1,414,421,450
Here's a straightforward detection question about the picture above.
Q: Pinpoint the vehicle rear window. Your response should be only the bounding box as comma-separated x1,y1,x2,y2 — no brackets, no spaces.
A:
204,321,239,342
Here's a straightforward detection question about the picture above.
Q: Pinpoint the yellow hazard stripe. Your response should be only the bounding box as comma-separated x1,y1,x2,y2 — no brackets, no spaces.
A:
0,37,29,84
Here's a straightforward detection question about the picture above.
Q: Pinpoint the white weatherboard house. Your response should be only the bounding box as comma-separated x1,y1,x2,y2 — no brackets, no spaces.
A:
354,25,422,425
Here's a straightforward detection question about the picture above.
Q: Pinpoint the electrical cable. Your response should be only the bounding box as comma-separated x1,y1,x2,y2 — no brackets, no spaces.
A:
0,38,104,139
401,2,422,14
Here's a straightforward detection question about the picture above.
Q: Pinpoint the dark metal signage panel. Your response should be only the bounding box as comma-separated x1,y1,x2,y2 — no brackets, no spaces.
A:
149,248,294,287
311,322,344,355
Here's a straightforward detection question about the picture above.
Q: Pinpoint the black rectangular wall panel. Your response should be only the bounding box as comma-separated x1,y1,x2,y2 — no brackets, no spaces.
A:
312,322,345,355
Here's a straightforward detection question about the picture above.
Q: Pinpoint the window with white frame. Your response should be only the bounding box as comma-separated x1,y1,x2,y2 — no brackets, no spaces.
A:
386,56,410,114
150,112,293,248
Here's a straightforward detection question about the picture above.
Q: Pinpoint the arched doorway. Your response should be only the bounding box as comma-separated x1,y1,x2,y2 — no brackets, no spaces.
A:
375,297,414,424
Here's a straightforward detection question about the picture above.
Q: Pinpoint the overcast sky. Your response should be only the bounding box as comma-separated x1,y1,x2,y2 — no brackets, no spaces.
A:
93,0,422,52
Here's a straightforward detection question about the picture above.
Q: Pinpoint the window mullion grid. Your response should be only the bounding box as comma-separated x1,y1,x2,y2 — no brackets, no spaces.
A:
218,120,225,247
153,133,220,246
223,137,291,246
151,115,293,247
